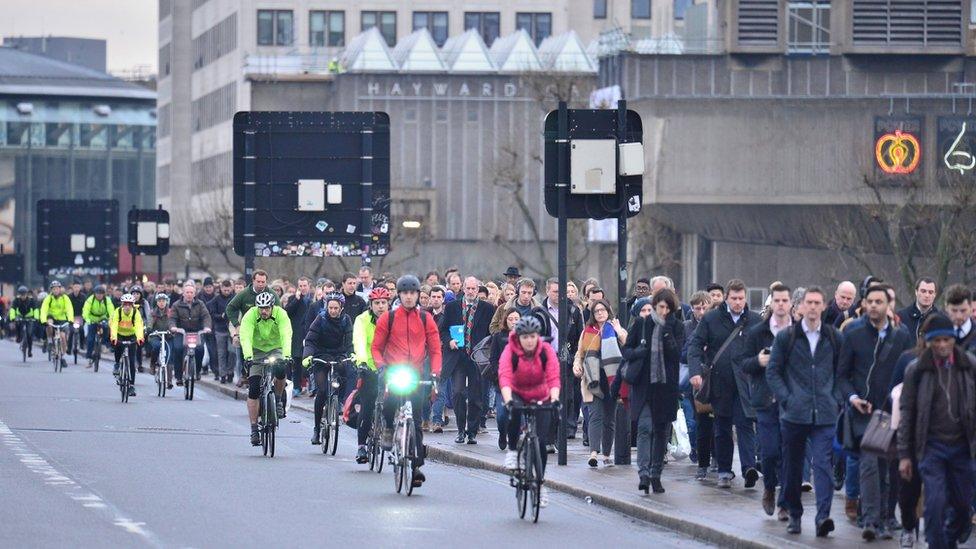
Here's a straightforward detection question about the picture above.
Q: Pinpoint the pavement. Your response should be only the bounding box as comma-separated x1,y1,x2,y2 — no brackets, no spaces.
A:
199,373,911,548
0,341,711,548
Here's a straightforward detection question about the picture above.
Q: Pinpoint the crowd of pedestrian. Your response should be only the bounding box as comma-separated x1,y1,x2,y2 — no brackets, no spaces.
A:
7,265,976,546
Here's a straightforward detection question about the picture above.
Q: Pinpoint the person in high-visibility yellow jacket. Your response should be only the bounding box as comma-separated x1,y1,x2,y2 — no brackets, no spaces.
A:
82,285,115,365
40,281,74,359
110,293,144,397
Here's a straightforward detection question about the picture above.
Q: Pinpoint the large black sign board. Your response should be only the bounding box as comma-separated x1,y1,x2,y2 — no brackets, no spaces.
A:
127,207,170,256
36,199,119,276
543,109,643,219
0,254,24,283
232,111,391,258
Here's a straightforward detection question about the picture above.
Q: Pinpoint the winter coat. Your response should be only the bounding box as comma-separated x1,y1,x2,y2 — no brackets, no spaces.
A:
765,322,844,427
302,312,353,359
498,331,560,403
613,313,684,424
687,304,762,418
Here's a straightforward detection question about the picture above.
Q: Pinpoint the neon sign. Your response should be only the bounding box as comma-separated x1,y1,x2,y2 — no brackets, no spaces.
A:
875,130,921,174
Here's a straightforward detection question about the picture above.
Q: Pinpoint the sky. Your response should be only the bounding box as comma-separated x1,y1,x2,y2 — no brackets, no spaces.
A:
0,0,157,74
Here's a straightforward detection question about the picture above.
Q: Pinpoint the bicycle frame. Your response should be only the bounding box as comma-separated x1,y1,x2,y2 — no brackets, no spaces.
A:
508,401,559,523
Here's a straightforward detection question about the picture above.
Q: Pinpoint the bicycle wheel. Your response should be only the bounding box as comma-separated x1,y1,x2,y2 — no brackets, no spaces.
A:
160,366,167,398
373,405,385,473
393,425,405,493
529,438,543,523
261,394,270,456
328,393,340,456
404,421,416,497
321,398,332,455
518,440,533,519
93,339,100,372
21,337,27,362
121,357,130,403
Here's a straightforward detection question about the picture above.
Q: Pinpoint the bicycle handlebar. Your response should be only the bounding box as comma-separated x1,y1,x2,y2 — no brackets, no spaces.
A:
311,357,353,366
507,400,561,412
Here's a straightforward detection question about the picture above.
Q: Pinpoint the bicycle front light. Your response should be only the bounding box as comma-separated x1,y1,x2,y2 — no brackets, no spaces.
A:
386,365,418,396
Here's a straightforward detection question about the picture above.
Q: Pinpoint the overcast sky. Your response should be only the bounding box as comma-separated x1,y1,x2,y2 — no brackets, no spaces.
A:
0,0,157,74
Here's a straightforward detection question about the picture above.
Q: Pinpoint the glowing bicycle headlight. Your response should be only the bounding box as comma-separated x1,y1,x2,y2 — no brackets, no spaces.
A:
386,365,419,396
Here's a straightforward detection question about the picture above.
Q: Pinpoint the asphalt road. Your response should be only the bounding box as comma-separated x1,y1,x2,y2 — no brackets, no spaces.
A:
0,341,711,548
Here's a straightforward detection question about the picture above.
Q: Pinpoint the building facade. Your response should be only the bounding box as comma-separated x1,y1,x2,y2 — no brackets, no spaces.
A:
0,45,157,284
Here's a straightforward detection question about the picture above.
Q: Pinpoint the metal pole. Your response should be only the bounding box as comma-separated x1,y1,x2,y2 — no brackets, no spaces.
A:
131,251,136,285
614,99,632,465
556,101,570,466
157,204,164,283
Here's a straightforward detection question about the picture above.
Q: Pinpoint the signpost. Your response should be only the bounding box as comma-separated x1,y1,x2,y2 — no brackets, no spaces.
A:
543,101,644,465
127,205,170,282
232,111,391,281
36,199,119,283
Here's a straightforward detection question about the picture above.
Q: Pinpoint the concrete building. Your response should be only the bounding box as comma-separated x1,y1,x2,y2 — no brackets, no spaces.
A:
0,46,157,283
2,36,107,73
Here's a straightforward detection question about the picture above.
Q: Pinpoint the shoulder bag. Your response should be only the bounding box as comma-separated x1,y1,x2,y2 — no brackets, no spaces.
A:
694,322,745,411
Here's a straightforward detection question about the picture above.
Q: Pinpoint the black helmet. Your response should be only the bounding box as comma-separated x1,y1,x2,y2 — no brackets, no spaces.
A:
94,284,107,294
16,285,27,294
514,316,543,336
130,284,143,295
396,275,421,293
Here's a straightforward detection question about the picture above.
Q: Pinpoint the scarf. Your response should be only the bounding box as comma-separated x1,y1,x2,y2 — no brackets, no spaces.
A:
649,312,666,384
580,322,622,382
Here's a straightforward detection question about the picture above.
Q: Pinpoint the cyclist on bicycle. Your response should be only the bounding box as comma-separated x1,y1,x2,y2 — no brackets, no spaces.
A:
10,286,38,356
302,292,353,446
240,291,292,446
40,281,74,361
146,293,173,389
499,316,561,507
169,282,213,385
110,293,145,397
350,287,391,463
128,284,147,372
371,275,442,488
82,285,115,367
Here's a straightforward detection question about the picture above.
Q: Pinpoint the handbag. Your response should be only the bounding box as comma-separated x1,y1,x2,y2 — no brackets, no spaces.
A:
859,409,896,458
694,323,745,407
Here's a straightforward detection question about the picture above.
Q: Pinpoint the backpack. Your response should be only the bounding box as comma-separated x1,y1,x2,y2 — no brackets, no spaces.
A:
511,346,549,372
386,307,429,334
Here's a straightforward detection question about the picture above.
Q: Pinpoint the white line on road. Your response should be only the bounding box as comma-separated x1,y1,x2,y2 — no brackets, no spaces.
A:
0,418,163,546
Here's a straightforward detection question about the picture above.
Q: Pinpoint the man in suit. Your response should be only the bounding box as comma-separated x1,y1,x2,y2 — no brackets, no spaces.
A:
688,279,762,489
441,276,496,444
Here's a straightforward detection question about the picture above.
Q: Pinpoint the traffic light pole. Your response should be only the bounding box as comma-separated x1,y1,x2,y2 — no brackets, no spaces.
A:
556,101,570,466
617,99,630,328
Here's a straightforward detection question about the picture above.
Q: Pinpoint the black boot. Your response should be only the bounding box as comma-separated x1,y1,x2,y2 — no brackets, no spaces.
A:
638,475,650,494
311,426,322,445
650,477,665,494
250,425,261,446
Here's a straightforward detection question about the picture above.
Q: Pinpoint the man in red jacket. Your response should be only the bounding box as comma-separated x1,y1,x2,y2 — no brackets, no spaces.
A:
371,274,442,488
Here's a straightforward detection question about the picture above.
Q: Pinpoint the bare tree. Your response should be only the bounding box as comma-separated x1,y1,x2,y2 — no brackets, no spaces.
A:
176,191,244,275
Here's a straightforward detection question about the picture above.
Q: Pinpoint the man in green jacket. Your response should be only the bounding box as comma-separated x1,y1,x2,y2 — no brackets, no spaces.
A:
81,285,115,365
226,270,277,384
240,290,291,446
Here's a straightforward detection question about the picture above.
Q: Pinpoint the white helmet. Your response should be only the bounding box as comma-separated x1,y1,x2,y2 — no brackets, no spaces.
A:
254,291,276,308
120,293,136,304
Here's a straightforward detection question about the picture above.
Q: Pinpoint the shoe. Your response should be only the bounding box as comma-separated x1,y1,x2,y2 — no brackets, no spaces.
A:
650,478,665,494
167,383,174,389
113,362,120,376
539,486,549,508
744,467,759,489
411,469,425,488
250,426,261,446
498,430,507,450
546,444,556,455
716,475,732,489
862,525,877,541
880,525,893,540
778,508,789,522
466,434,477,445
421,421,430,432
478,427,488,435
381,428,394,451
801,481,813,493
86,360,93,369
603,456,614,467
176,380,184,386
356,446,368,464
442,416,450,427
899,530,915,548
689,449,698,464
885,518,902,532
127,386,136,397
28,351,32,357
639,475,650,494
845,497,859,521
138,366,145,373
582,438,589,447
455,433,466,444
505,450,518,470
432,424,443,434
833,458,846,491
695,467,707,481
588,452,598,468
816,518,835,537
311,427,321,445
762,488,776,516
787,516,801,535
709,464,718,473
566,433,576,440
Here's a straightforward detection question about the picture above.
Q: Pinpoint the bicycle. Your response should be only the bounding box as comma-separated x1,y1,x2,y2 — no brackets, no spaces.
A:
49,322,70,373
254,356,285,457
148,331,170,398
367,396,385,473
117,339,138,404
89,320,108,372
72,319,83,364
311,357,348,457
508,400,560,523
385,366,434,496
15,318,34,362
175,329,206,400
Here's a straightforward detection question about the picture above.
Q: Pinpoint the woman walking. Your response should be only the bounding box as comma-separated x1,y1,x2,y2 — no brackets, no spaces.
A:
489,307,521,450
613,290,684,493
574,299,627,467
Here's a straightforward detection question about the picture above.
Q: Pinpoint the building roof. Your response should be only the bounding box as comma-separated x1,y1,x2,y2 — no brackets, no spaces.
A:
440,29,495,73
539,31,596,73
391,29,446,72
488,30,542,72
340,27,397,72
0,46,155,100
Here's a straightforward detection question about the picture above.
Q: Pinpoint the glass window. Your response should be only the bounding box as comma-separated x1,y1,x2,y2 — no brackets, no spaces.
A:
45,123,71,148
632,0,651,19
787,1,830,54
594,0,607,19
257,10,293,46
311,11,344,47
362,11,396,46
674,0,693,20
413,11,448,46
516,13,552,46
79,124,107,149
465,12,501,45
6,122,28,147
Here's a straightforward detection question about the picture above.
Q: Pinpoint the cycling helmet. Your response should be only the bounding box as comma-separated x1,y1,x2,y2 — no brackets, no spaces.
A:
94,284,106,294
324,292,345,305
396,275,421,293
120,293,136,304
514,316,543,336
16,286,27,294
130,284,143,295
368,287,391,302
49,280,62,289
154,293,170,304
254,291,276,308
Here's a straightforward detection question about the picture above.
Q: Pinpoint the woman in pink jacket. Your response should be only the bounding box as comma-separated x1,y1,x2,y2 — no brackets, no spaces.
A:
499,316,561,505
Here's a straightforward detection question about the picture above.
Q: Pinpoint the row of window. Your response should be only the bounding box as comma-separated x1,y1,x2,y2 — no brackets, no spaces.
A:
1,122,155,150
256,9,554,48
595,0,696,20
191,82,237,133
